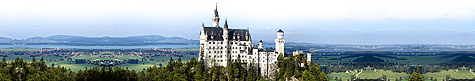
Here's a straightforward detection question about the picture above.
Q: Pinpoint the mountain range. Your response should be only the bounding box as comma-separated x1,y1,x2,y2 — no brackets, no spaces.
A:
0,35,199,46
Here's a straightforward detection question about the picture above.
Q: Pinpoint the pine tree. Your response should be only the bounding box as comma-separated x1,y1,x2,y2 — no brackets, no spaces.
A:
409,65,424,81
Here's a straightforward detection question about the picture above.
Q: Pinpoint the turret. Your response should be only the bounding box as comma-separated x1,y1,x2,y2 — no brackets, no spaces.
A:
258,40,263,49
275,29,285,54
222,19,229,66
307,52,312,64
277,29,284,39
212,4,220,27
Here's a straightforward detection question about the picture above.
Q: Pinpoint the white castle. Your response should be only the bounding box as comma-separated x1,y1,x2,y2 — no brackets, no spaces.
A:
199,5,285,77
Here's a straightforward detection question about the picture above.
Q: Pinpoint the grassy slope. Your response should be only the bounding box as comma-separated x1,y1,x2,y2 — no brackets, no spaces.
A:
358,69,410,81
71,55,143,61
327,72,355,81
3,55,198,71
314,55,459,65
176,48,199,52
423,69,475,80
1,48,37,52
328,69,410,81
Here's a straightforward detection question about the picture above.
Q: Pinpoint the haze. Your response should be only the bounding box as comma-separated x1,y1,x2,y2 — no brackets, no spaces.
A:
0,0,474,45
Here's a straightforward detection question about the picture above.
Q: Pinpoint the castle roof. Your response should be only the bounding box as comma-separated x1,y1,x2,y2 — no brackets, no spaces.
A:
202,27,250,41
277,29,284,33
259,49,275,52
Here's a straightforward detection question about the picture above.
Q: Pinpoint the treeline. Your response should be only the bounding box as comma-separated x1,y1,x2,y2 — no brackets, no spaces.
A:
275,54,329,81
0,56,263,81
321,54,475,74
0,56,75,81
321,62,447,74
1,53,329,81
143,56,265,81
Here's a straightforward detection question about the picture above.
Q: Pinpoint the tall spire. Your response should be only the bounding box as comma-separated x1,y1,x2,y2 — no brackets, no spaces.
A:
224,18,228,28
212,3,220,27
214,3,218,17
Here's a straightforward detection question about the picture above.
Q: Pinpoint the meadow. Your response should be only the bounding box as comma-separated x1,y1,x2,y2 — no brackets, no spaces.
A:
423,69,475,80
71,55,143,61
3,55,198,71
313,54,461,65
327,69,410,81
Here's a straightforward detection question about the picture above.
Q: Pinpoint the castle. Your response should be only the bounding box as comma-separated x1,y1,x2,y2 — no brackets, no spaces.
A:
198,5,285,77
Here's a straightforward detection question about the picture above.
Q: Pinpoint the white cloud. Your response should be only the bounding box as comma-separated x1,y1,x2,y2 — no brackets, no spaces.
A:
264,27,271,29
445,10,475,21
0,0,474,21
349,10,388,21
386,8,446,20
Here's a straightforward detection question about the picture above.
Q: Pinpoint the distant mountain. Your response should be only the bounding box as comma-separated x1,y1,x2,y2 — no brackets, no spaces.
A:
2,35,198,46
0,37,12,44
0,37,11,40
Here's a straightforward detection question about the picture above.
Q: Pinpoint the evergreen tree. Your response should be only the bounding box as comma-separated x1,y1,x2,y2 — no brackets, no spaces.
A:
302,70,316,81
409,65,424,81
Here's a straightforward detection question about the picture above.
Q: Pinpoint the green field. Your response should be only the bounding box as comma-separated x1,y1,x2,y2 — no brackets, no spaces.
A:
327,71,356,81
313,54,460,65
357,69,410,81
71,55,143,61
423,69,475,80
1,48,37,52
388,55,460,65
3,55,198,71
176,48,199,52
4,55,63,62
312,55,358,65
328,69,410,81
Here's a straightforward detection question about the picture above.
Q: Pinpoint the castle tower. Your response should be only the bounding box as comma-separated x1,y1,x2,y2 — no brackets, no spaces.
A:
222,19,229,66
199,23,207,61
212,4,220,27
258,40,264,49
307,52,312,64
275,29,285,54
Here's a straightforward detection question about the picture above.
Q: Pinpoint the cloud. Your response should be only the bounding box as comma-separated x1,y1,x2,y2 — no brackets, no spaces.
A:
286,32,295,34
386,8,446,20
445,10,475,21
349,10,388,21
264,27,271,29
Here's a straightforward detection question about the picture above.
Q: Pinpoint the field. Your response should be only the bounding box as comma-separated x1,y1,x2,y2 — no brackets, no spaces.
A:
328,69,410,81
1,48,37,52
71,55,143,61
312,54,460,65
357,69,410,81
423,69,475,80
388,55,460,65
3,55,198,71
328,68,475,81
312,55,358,65
176,48,199,52
327,71,356,81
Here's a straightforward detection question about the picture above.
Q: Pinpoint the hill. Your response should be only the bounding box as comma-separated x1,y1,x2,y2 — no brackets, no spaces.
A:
1,35,198,46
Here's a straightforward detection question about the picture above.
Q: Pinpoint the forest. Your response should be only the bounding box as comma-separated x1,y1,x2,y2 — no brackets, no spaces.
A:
0,53,328,81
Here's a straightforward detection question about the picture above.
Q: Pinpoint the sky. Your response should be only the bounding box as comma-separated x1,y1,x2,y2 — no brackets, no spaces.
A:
0,0,475,45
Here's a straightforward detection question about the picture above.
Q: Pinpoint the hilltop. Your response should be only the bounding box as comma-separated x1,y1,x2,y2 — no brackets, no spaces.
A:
0,35,198,46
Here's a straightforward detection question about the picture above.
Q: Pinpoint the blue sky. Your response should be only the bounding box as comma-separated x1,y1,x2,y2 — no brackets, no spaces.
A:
0,0,475,44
